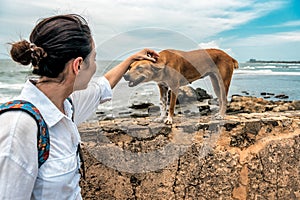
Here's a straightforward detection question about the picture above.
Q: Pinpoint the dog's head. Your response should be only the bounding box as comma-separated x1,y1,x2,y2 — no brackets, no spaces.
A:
123,58,165,87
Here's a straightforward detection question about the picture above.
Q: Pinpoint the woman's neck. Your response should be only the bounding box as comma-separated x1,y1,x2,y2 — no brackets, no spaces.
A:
35,80,73,114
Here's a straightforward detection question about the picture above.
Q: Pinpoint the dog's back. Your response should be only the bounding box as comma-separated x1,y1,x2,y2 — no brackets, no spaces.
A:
159,49,238,87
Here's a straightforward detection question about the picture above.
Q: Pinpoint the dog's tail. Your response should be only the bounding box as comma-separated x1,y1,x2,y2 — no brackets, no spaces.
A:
232,58,239,69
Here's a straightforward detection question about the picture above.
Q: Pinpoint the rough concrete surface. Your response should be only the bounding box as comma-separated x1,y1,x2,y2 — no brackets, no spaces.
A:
79,96,300,200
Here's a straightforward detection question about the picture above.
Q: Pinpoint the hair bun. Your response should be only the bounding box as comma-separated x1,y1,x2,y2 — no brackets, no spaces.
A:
10,40,32,65
30,45,47,67
10,40,47,66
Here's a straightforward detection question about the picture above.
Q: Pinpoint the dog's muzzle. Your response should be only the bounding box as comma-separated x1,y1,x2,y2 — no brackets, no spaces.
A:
123,74,146,87
123,74,130,81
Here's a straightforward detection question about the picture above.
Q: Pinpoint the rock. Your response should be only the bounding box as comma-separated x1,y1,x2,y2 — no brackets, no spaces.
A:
291,100,300,110
227,95,298,114
129,102,154,109
241,91,250,95
169,86,196,104
195,87,212,101
263,95,271,99
175,86,212,104
227,96,268,113
119,111,132,115
78,110,300,199
148,105,160,113
261,92,275,96
273,105,287,112
275,94,289,99
198,105,211,115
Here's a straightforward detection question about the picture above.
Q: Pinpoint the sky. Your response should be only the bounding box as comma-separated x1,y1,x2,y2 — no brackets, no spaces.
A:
0,0,299,62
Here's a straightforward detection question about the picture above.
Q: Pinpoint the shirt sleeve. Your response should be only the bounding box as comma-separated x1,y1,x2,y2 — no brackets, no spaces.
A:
70,76,112,125
0,111,38,199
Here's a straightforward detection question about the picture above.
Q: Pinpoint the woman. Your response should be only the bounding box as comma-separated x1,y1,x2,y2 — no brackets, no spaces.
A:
0,14,158,199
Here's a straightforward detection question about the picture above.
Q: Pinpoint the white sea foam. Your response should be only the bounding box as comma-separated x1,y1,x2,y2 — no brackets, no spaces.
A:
241,64,300,70
234,69,300,76
0,82,24,90
243,66,256,70
0,94,17,104
288,66,300,69
256,66,277,69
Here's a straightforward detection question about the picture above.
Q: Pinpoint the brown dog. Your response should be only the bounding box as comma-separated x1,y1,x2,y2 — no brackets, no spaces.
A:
124,49,238,124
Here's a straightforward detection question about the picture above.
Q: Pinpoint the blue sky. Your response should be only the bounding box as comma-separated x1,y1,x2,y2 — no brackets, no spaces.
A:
0,0,299,62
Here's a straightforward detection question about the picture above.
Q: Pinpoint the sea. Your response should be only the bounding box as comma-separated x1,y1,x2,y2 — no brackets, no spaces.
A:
0,59,300,109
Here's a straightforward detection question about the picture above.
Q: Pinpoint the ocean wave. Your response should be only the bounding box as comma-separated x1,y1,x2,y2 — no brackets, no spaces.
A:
288,66,300,69
0,82,24,90
240,64,300,70
0,94,18,104
256,65,300,69
242,66,256,70
234,69,300,76
256,66,277,69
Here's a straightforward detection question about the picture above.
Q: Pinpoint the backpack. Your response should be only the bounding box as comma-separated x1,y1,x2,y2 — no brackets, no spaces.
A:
0,100,49,168
0,99,85,178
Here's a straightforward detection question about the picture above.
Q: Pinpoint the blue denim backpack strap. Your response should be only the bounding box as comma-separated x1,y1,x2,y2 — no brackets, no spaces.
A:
0,100,50,168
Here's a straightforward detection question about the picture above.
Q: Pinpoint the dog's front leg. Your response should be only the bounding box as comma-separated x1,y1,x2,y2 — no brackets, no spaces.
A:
154,83,169,122
165,90,177,125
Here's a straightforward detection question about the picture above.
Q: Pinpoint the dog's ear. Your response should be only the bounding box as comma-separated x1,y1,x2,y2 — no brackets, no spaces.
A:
129,61,139,70
150,55,165,72
151,63,164,73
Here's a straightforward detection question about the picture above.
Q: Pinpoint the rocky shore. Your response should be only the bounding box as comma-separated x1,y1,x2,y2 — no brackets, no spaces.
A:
78,87,300,200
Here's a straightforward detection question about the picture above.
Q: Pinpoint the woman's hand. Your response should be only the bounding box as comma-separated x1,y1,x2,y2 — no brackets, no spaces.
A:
104,48,159,89
129,48,159,62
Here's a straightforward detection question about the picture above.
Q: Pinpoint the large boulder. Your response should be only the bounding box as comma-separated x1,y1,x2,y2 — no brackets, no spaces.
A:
79,108,300,199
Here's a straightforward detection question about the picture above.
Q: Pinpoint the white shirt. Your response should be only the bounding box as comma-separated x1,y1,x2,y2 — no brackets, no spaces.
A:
0,77,112,200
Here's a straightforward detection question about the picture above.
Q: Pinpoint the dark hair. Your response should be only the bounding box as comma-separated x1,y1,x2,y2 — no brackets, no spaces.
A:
10,14,93,78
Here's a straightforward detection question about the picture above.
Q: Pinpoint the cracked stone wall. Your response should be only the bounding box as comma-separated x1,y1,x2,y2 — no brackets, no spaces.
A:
79,111,300,200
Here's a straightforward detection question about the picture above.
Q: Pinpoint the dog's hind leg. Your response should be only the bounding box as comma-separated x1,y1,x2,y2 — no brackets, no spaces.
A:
209,72,227,119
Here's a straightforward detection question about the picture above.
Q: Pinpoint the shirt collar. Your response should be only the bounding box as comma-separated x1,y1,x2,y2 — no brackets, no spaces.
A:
17,80,73,127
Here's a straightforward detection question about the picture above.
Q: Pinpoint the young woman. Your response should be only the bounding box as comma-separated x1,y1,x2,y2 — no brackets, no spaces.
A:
0,14,158,199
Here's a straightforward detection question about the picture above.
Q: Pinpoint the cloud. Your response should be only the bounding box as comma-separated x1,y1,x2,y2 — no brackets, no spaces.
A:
198,41,220,49
271,20,300,27
97,28,200,60
198,40,234,56
0,0,288,59
2,0,285,40
231,31,300,46
83,0,286,41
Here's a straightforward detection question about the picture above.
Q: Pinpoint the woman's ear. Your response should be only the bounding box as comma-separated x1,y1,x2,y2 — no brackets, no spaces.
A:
72,57,83,75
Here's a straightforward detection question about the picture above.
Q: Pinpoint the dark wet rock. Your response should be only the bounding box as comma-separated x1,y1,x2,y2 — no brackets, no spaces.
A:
275,94,289,99
261,92,275,96
241,91,250,95
198,105,211,115
129,102,154,109
147,105,160,113
195,87,212,101
263,95,271,99
119,111,132,115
